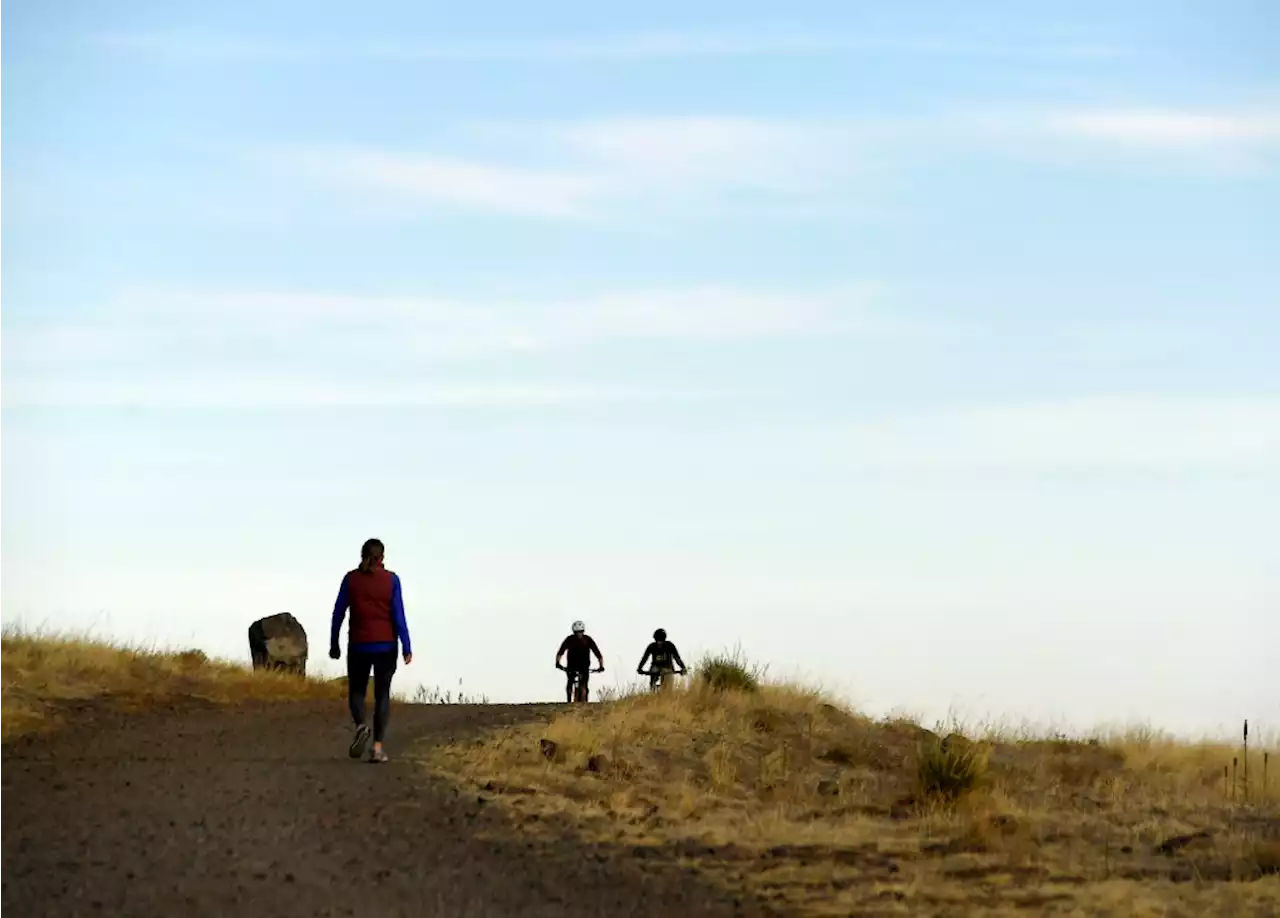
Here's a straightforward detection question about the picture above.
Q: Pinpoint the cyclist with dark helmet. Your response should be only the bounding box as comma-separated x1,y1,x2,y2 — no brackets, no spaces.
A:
637,628,686,690
555,620,604,702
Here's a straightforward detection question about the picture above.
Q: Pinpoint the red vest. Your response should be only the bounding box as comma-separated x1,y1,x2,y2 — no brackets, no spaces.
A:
346,566,396,645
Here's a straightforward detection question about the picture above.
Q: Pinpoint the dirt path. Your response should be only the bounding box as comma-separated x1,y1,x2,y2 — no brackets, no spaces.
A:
3,700,775,917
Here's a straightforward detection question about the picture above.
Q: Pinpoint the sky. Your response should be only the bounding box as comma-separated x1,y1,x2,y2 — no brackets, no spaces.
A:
3,1,1278,738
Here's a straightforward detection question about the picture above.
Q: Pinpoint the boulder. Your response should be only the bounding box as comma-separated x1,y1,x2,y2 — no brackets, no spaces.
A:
248,613,309,676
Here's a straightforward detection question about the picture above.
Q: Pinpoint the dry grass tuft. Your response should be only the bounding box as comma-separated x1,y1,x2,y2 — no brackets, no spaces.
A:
917,736,988,801
425,672,1280,916
696,645,766,693
2,629,340,740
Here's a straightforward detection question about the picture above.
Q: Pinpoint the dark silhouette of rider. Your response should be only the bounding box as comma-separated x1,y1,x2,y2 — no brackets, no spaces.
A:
637,628,686,687
555,620,604,701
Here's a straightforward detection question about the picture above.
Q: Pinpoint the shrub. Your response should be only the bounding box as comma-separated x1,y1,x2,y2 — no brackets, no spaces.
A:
697,646,765,693
917,736,988,800
177,649,208,668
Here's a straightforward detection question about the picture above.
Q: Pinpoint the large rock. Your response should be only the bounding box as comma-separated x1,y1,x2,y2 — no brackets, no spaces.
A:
248,613,308,676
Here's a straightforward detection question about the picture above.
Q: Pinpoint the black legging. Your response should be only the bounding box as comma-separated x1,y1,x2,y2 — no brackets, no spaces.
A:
348,649,398,742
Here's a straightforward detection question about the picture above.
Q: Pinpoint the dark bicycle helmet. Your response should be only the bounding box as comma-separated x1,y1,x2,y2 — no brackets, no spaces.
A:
653,628,667,641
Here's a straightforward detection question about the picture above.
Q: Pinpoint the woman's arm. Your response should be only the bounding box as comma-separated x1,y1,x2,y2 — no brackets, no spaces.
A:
329,574,350,657
390,574,412,658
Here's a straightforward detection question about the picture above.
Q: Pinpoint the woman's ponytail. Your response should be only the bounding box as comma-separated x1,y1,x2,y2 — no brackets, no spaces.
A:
359,538,385,573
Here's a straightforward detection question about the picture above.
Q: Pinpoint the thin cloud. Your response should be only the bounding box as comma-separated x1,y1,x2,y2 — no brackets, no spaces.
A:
555,116,860,191
280,105,1280,221
83,282,887,347
1036,107,1280,173
276,117,875,220
3,282,896,407
89,28,1120,62
1047,109,1280,146
835,396,1280,472
287,149,600,220
2,378,663,410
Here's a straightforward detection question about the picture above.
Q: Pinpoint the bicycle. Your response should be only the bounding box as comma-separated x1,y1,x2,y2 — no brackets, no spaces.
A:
638,666,686,693
557,664,604,703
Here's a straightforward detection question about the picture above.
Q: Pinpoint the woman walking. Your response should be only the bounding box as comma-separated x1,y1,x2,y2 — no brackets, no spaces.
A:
329,538,412,763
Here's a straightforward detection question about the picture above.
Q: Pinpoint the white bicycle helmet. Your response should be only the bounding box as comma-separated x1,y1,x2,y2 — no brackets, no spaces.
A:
571,620,586,633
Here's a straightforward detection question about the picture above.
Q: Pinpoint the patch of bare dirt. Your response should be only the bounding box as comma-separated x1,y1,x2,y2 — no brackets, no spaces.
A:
2,700,780,917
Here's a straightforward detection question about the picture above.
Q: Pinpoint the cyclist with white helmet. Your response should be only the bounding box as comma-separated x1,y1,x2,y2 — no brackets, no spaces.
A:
555,620,604,702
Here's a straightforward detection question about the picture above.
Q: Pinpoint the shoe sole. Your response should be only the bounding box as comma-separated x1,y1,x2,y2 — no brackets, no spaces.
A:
349,725,371,759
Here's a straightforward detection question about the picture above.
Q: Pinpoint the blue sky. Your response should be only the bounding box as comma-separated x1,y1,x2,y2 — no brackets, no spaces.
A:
3,1,1278,736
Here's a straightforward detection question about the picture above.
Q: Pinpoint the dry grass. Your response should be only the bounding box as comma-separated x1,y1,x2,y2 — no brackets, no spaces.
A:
696,645,766,693
1,629,340,740
425,679,1280,917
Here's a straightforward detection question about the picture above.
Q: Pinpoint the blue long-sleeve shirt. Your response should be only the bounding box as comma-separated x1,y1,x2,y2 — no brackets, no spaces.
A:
330,572,412,656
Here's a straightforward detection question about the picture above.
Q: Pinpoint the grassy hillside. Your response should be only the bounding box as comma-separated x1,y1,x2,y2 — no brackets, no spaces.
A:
1,630,339,740
425,657,1279,917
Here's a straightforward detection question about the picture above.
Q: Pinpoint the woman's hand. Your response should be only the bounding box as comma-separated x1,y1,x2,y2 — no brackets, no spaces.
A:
403,652,413,665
